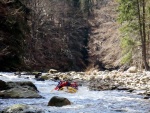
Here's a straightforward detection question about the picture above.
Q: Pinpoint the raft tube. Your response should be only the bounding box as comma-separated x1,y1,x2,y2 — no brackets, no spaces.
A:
59,86,77,93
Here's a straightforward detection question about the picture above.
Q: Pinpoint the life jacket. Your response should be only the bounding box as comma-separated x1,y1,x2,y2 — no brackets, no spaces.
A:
70,82,78,90
55,81,62,90
55,81,78,90
55,81,70,90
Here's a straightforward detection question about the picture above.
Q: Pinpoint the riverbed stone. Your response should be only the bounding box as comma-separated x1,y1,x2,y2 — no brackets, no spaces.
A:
49,69,58,74
0,104,44,113
7,81,38,91
127,66,137,73
143,96,149,99
48,96,71,107
89,77,117,91
0,81,42,98
0,80,8,91
40,74,50,80
0,87,42,98
88,70,150,96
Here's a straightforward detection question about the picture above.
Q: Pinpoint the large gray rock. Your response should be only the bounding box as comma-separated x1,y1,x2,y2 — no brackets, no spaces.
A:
6,81,38,92
0,81,42,98
48,96,71,107
0,104,44,113
0,80,8,91
49,69,57,74
0,87,42,98
88,77,117,91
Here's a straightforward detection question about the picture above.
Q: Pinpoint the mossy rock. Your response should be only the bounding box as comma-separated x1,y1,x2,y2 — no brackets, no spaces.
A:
7,81,38,92
2,104,28,113
1,104,44,113
48,69,58,74
0,81,42,98
40,74,50,80
48,96,71,107
0,87,42,98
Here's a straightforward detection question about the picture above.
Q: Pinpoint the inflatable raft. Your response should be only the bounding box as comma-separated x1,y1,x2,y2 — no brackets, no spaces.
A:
59,86,77,93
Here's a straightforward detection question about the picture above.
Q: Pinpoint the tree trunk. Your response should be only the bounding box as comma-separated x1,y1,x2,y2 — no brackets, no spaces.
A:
142,0,149,70
137,0,149,70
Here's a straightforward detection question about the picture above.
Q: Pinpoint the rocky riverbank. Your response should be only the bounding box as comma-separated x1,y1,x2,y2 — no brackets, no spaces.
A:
88,69,150,98
36,68,150,97
1,68,150,98
0,70,150,113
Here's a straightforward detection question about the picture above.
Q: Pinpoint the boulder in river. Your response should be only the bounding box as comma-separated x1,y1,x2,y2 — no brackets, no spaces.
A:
88,77,117,91
48,96,71,107
0,80,9,91
0,104,44,113
49,69,58,74
7,81,38,92
0,81,42,98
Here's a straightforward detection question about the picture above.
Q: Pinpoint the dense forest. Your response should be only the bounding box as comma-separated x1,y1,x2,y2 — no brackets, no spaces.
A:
1,0,90,71
0,0,150,72
0,0,29,71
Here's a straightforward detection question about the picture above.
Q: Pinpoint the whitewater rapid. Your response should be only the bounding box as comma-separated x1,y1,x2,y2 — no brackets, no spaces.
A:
0,72,150,113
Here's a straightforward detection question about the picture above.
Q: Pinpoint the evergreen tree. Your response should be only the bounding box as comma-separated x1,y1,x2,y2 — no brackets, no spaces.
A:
117,0,150,70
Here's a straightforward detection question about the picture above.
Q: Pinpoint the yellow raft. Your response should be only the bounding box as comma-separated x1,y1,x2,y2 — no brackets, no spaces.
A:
59,86,77,93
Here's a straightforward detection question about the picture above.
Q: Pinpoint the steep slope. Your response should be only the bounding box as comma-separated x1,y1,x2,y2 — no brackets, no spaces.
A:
0,0,122,72
23,0,89,71
88,0,121,70
0,0,29,71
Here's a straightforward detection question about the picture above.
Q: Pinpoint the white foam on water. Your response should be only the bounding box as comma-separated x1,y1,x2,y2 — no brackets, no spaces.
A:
0,72,150,113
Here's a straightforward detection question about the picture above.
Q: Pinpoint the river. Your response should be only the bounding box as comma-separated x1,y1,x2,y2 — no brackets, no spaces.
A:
0,72,150,113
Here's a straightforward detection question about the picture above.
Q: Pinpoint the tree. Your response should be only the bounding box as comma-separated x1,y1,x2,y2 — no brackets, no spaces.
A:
22,0,91,71
117,0,150,70
0,0,29,71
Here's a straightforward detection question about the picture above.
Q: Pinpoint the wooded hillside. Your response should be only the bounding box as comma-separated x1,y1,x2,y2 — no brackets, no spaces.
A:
1,0,149,71
0,0,29,71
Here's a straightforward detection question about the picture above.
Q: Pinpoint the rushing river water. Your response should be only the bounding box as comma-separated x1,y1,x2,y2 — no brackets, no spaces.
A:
0,72,150,113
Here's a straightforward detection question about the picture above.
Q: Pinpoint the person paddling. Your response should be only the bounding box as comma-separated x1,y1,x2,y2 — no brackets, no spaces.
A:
55,80,70,90
55,80,78,90
71,82,78,90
